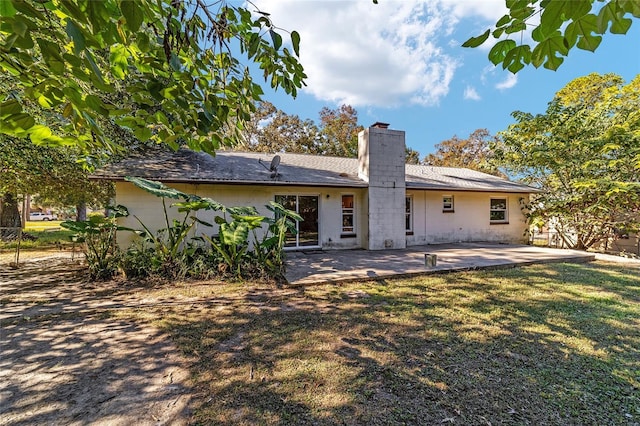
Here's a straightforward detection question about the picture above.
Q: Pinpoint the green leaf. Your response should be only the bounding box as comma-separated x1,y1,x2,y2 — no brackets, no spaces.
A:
531,35,568,69
66,20,86,55
503,45,531,73
565,15,602,51
0,1,17,16
619,0,640,17
462,29,490,48
12,18,27,37
496,14,512,27
0,99,22,116
85,95,109,116
119,0,143,32
28,125,53,143
291,30,300,56
269,29,282,50
125,176,188,200
133,126,152,141
597,1,632,34
2,113,35,132
110,44,129,79
488,39,517,65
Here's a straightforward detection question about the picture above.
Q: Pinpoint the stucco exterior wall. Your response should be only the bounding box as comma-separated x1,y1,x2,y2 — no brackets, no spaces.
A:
406,190,530,246
114,182,366,250
114,183,530,250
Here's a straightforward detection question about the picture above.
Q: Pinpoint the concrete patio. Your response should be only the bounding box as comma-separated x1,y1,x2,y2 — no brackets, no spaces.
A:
285,243,595,286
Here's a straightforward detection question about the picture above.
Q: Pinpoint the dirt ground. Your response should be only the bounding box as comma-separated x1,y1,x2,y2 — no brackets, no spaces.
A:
0,257,193,425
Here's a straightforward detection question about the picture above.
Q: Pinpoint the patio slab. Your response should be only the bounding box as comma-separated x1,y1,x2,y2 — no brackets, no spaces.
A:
285,243,595,286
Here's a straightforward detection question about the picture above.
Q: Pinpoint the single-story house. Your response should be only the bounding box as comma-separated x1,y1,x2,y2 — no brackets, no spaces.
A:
93,122,538,250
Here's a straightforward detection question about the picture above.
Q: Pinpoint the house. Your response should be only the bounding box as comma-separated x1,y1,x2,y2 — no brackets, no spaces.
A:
93,123,537,250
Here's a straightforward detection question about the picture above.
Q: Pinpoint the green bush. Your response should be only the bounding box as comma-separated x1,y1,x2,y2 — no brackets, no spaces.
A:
119,177,301,282
61,206,130,280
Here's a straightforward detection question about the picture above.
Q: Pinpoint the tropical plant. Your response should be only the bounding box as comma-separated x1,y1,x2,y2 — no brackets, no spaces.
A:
124,176,222,278
120,177,301,280
203,206,265,277
61,205,130,279
254,202,302,277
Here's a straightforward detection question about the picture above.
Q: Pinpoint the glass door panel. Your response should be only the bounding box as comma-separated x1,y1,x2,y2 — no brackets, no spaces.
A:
298,196,319,246
274,195,319,248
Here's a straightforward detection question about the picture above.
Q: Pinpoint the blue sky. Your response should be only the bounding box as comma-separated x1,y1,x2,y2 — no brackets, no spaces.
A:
250,0,640,158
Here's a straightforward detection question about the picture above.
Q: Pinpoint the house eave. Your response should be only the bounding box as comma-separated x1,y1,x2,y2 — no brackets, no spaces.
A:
92,175,368,188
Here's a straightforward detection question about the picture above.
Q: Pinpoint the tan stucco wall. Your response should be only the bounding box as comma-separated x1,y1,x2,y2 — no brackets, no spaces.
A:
114,182,530,250
406,190,530,246
114,182,366,250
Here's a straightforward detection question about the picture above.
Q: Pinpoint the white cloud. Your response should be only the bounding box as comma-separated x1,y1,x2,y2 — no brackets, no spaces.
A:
495,73,518,90
439,0,507,21
463,85,481,101
252,1,465,107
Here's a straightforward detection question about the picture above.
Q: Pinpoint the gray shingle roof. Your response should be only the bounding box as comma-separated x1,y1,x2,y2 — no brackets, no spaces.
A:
93,149,537,193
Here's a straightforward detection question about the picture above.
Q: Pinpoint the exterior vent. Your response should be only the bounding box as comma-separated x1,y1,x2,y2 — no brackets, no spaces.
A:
371,122,390,129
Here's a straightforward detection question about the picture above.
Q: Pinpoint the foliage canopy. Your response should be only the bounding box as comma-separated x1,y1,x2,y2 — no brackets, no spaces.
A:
494,73,640,250
0,0,305,154
461,0,640,73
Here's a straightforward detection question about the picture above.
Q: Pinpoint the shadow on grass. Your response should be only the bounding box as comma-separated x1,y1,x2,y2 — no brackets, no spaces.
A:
3,259,637,425
155,262,639,425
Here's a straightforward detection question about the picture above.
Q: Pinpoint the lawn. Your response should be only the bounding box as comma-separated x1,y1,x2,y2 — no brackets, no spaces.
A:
113,261,640,425
0,221,74,251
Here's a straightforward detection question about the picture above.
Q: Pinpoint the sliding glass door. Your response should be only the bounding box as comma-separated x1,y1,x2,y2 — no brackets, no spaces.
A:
275,195,319,248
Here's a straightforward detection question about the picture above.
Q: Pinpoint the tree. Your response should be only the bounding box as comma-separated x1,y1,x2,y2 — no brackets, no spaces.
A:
461,0,640,73
424,129,503,176
238,102,322,154
318,105,363,157
0,0,305,154
405,147,421,165
494,73,640,250
0,135,113,231
240,103,422,163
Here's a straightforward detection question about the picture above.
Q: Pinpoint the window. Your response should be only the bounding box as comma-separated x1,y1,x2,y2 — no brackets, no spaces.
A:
443,195,454,212
341,194,355,236
405,196,413,233
490,198,508,223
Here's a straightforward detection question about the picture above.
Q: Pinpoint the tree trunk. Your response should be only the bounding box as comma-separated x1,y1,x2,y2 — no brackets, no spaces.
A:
76,201,87,222
0,192,22,240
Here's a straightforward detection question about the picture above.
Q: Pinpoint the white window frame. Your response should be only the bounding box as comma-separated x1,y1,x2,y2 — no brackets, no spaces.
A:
341,194,356,236
405,196,413,233
490,197,508,224
442,195,454,213
274,193,321,249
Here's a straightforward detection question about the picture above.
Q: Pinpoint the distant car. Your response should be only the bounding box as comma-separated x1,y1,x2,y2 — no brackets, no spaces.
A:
29,212,58,221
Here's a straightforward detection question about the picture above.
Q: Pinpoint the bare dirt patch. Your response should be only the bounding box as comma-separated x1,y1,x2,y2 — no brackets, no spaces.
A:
0,258,193,425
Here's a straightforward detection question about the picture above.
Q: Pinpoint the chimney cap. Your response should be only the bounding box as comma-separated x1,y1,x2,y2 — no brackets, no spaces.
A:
371,122,390,129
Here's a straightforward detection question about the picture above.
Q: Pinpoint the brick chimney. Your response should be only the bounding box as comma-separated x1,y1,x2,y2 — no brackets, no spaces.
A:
358,123,406,250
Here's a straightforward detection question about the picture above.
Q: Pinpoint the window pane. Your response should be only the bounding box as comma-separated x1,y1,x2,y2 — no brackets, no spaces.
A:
490,211,506,221
298,196,318,246
342,195,355,233
490,198,507,222
443,196,453,210
490,199,506,210
343,214,354,232
342,195,354,209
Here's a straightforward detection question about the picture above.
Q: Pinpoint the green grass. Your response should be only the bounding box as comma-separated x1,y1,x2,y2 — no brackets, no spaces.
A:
0,222,74,251
110,262,640,425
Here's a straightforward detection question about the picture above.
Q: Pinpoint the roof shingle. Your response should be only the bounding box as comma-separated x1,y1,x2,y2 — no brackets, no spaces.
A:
93,149,537,193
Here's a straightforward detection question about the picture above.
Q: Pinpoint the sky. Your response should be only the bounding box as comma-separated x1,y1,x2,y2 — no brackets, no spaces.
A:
248,0,640,158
